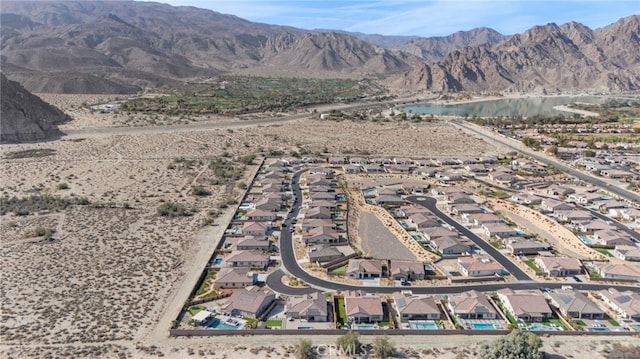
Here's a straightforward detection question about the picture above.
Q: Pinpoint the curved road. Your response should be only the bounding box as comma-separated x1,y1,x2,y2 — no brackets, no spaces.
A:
267,169,640,295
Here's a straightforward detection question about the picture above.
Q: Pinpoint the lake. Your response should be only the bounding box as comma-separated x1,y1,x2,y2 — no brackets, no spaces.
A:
400,96,611,117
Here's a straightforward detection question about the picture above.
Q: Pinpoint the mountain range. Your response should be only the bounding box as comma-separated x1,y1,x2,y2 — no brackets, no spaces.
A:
1,0,639,94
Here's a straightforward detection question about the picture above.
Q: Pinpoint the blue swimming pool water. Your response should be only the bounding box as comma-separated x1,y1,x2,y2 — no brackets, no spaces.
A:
528,324,560,331
410,321,440,330
578,236,594,245
239,203,252,210
470,323,502,330
399,220,411,228
213,258,223,265
207,318,240,330
355,324,377,330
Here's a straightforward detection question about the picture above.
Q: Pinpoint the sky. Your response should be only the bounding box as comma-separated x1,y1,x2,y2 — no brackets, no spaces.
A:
158,0,639,37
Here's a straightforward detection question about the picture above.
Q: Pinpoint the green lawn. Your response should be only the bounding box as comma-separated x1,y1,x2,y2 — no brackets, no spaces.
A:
188,305,207,316
265,319,283,328
495,300,517,325
335,297,347,325
490,240,502,248
608,319,620,327
593,247,613,257
523,259,542,272
330,265,347,275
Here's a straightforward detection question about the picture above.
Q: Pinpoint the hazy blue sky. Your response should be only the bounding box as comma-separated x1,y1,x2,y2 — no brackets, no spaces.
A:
159,0,638,37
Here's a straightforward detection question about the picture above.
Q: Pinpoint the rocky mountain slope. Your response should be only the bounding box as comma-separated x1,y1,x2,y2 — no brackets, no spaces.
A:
393,16,640,93
0,73,70,143
1,1,638,94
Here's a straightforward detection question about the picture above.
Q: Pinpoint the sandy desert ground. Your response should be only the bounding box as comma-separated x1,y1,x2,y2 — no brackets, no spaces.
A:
2,94,637,358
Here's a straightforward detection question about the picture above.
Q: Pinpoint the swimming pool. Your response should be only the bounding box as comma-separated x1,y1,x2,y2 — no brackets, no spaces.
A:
528,323,561,331
207,318,241,330
239,203,252,210
355,324,378,330
470,323,503,330
409,321,440,330
578,236,594,245
213,257,224,265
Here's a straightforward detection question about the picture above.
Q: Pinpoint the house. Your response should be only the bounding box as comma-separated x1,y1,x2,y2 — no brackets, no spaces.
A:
226,250,271,269
242,221,270,236
435,171,464,182
214,267,255,288
349,157,369,165
328,157,346,166
311,192,336,201
435,158,457,166
540,198,574,212
596,262,640,281
553,210,593,223
261,182,284,193
567,192,603,205
575,219,617,234
465,164,489,174
408,213,441,230
286,291,329,322
308,245,344,263
311,200,340,210
375,194,406,207
598,200,629,215
342,165,362,174
394,157,414,166
386,165,413,174
458,257,506,277
507,239,549,255
303,226,343,245
545,185,576,198
496,289,552,322
305,206,332,219
363,164,385,173
462,212,502,227
593,230,634,247
548,289,605,319
535,256,582,277
344,291,384,323
389,260,425,281
347,259,384,279
621,208,640,222
613,245,640,261
450,203,484,215
423,226,459,241
447,290,498,319
247,208,278,222
237,236,271,251
254,197,282,211
446,192,476,204
300,218,335,232
481,223,519,239
598,288,640,321
431,236,471,256
223,286,276,318
393,292,441,320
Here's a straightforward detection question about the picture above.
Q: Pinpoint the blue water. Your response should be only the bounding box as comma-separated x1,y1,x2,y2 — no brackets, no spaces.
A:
399,220,411,228
213,258,224,265
410,321,440,330
239,203,252,210
207,318,241,330
516,229,526,235
528,324,560,331
400,96,609,117
578,236,594,245
470,323,503,330
355,324,377,330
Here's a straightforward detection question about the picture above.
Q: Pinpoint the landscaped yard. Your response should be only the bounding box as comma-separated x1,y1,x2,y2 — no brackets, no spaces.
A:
335,297,347,325
265,319,283,328
195,270,216,296
593,247,613,257
188,305,207,316
495,299,517,325
608,319,620,327
330,265,347,275
523,258,542,272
